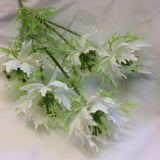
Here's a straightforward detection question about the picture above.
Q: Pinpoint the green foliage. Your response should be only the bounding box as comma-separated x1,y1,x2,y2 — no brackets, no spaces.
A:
79,51,97,71
104,31,143,51
0,42,20,58
98,88,134,114
36,7,57,20
17,7,58,47
98,88,120,98
92,111,107,136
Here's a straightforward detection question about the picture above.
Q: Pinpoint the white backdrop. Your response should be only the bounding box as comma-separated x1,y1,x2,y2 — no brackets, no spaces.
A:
0,0,160,160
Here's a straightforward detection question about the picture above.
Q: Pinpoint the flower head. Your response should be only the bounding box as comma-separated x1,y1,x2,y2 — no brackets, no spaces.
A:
2,40,44,77
98,39,150,87
20,74,77,110
68,90,129,152
67,34,96,66
15,72,77,129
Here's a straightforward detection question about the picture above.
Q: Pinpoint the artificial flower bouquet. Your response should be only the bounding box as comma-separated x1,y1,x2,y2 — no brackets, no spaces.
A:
0,0,150,152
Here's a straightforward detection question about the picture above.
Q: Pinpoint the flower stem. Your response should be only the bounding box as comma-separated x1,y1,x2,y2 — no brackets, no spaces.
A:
18,0,79,49
45,49,80,96
44,21,76,50
32,36,80,95
18,0,23,8
17,0,26,42
18,0,81,38
39,66,46,85
18,0,86,103
47,20,81,37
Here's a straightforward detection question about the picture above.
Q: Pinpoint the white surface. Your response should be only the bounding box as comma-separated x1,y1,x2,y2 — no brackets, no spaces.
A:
0,0,160,160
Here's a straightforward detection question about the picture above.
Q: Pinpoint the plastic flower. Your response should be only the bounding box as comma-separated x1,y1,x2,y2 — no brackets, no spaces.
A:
98,55,126,87
112,40,150,64
20,77,76,110
68,92,128,152
68,107,99,151
15,94,51,129
0,1,152,153
98,40,150,87
2,40,43,77
67,34,96,66
15,73,77,129
88,95,127,129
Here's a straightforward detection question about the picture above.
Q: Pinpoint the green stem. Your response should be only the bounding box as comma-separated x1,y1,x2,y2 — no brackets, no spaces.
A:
44,21,76,50
47,20,81,37
17,0,26,42
45,49,80,95
18,0,80,48
45,50,70,79
32,36,80,95
39,66,46,85
18,0,86,103
18,0,23,8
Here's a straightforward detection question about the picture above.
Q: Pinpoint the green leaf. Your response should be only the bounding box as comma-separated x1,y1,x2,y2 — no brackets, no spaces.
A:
104,32,143,51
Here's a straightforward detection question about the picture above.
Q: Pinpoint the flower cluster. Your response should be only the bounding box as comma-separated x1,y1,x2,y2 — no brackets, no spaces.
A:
64,32,150,86
0,0,150,153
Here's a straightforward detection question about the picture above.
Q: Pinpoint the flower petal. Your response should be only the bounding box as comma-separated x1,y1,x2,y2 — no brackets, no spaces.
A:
81,108,97,126
25,103,50,130
19,40,32,58
83,46,96,54
39,86,52,97
20,63,32,77
107,110,123,128
90,102,108,114
55,94,71,110
2,59,20,73
68,50,81,65
97,48,109,57
20,83,43,95
49,80,69,90
103,97,115,105
86,136,99,152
